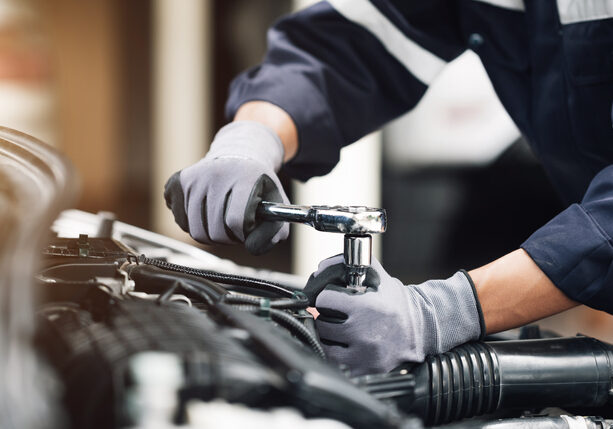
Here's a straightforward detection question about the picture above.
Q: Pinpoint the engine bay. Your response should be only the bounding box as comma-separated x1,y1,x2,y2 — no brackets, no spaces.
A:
35,210,613,428
1,128,612,428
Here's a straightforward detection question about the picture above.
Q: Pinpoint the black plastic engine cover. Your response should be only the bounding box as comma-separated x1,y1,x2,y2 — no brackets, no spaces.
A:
36,299,281,428
36,297,404,429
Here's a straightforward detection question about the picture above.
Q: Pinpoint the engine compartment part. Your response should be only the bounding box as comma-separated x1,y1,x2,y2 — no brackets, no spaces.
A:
439,415,612,429
35,234,404,429
3,128,613,429
0,127,77,429
34,231,613,429
401,338,613,425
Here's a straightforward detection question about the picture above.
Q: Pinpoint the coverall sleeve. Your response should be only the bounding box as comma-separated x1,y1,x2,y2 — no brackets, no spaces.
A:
522,165,613,313
225,0,465,181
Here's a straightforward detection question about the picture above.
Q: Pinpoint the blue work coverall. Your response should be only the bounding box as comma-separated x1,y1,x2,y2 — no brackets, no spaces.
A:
226,0,613,313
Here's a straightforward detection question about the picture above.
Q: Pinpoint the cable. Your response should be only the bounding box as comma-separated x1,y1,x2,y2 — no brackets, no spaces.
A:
139,255,299,299
134,258,321,356
222,293,309,310
156,281,180,304
126,264,224,303
226,303,325,359
268,308,325,359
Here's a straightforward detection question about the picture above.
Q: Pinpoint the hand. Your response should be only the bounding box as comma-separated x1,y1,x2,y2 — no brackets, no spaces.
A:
164,121,290,255
304,255,485,376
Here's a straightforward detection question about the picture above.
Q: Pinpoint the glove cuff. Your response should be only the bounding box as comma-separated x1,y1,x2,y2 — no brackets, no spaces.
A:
208,121,285,172
460,269,486,340
415,271,484,356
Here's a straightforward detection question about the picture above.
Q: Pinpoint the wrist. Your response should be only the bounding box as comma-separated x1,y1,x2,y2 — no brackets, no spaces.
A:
468,249,577,334
234,101,298,162
460,269,486,340
208,121,285,172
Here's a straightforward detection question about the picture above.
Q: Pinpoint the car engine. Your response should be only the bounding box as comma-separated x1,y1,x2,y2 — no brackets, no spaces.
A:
2,128,613,428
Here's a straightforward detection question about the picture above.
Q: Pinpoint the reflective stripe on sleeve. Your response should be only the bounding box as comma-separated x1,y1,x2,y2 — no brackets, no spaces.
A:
326,0,447,85
557,0,613,24
472,0,525,11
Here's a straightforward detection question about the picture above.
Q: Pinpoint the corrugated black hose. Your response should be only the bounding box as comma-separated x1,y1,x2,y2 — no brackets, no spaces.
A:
139,255,301,299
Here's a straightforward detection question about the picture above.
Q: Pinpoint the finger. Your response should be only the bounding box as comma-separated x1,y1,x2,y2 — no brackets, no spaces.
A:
203,171,237,244
320,342,358,370
180,159,233,244
316,307,348,324
320,338,348,348
320,343,349,367
362,267,381,289
164,171,189,233
314,254,344,276
221,189,241,243
244,174,286,255
269,222,290,247
321,337,360,373
183,176,213,244
223,166,262,243
315,256,379,286
315,317,351,343
320,338,375,376
245,221,284,255
315,287,362,315
303,263,347,305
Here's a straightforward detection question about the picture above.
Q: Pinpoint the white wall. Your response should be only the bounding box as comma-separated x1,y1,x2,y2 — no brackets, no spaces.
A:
292,133,383,278
152,0,212,238
290,0,383,278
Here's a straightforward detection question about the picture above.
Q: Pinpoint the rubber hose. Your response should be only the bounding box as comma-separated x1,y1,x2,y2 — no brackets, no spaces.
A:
438,415,610,429
400,337,613,426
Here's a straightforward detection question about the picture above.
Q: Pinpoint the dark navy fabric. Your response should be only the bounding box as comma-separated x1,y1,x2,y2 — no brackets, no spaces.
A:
226,1,465,180
225,1,613,313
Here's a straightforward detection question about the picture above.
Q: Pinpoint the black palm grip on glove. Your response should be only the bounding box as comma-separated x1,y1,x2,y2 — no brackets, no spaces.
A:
162,122,290,251
303,262,381,306
243,174,285,255
164,171,189,233
306,255,484,375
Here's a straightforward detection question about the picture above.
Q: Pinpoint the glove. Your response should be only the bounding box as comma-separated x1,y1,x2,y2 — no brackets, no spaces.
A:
164,121,290,255
304,255,485,376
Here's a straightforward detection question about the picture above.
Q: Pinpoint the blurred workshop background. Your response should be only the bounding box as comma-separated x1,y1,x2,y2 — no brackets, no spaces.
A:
1,0,612,339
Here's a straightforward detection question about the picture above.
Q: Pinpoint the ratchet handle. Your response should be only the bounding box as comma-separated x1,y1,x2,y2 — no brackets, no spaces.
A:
257,201,387,235
256,201,313,225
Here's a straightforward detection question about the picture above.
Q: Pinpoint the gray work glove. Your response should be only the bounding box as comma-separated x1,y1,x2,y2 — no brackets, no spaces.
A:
164,121,289,255
304,255,485,376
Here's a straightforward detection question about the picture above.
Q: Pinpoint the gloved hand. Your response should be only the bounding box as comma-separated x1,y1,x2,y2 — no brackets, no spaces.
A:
164,121,290,255
304,255,485,376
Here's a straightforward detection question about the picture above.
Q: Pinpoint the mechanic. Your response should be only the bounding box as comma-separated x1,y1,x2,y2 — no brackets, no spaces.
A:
164,1,613,375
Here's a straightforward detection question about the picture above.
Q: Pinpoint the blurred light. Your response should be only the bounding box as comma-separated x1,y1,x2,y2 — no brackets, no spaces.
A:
384,51,520,168
152,0,212,237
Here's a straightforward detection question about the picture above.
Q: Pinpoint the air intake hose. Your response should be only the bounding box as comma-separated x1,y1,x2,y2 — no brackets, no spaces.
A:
401,337,613,425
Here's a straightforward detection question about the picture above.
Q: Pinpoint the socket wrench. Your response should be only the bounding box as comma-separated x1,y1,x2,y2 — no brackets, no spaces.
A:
256,202,387,288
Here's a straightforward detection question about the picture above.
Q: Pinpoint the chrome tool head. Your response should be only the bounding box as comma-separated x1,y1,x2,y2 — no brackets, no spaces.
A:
257,202,386,235
257,202,387,289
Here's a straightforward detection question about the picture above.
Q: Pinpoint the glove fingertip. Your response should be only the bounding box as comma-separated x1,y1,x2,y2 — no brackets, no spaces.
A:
303,265,345,305
242,174,289,254
314,254,344,276
364,267,381,288
164,171,189,233
244,220,285,255
303,274,322,305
